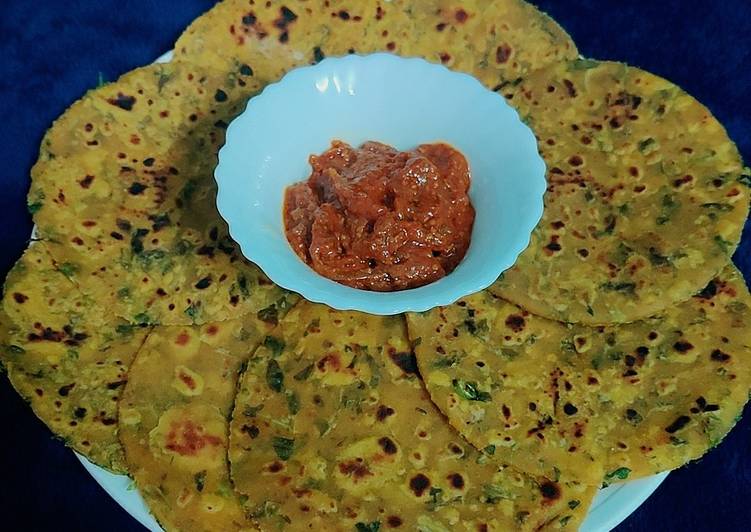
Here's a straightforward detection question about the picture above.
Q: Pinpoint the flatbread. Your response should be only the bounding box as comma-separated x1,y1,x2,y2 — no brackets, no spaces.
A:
0,242,148,472
408,264,751,483
489,59,749,324
596,265,751,478
118,316,277,532
29,60,294,325
174,0,577,90
408,290,604,485
229,302,595,531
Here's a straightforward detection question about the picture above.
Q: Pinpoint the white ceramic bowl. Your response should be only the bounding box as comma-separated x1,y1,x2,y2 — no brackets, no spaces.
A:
215,53,545,315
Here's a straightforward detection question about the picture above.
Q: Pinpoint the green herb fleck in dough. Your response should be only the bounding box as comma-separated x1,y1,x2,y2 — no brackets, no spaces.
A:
648,247,672,267
364,353,381,387
5,345,25,355
591,352,605,370
302,478,323,490
604,467,631,481
713,235,734,254
595,214,617,237
58,262,79,278
293,364,314,381
670,436,688,446
727,300,749,314
560,339,576,353
175,240,193,257
354,521,381,532
600,281,636,295
611,242,633,267
432,355,459,368
464,317,489,337
637,137,655,153
243,404,264,417
237,274,250,297
130,229,148,255
156,70,172,92
452,379,492,402
286,391,300,415
483,484,511,503
194,470,207,492
114,323,135,337
263,335,285,357
499,347,519,360
136,249,172,273
340,381,368,412
266,360,284,393
569,58,599,70
426,487,447,511
180,180,198,203
116,287,131,300
314,419,330,436
184,303,200,323
133,312,153,325
271,436,295,460
656,193,680,225
257,304,279,325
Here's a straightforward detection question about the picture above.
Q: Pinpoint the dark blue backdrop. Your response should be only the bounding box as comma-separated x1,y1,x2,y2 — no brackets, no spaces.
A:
0,1,749,530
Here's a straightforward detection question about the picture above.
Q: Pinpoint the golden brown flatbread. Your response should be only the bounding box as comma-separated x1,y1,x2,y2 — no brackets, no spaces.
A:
409,265,751,483
174,0,578,90
490,60,749,324
1,242,148,472
118,316,277,531
229,302,595,531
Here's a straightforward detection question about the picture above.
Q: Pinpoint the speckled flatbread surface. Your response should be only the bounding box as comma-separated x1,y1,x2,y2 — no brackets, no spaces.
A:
230,302,595,531
28,60,293,327
174,0,578,90
0,242,149,472
3,0,751,530
490,59,749,324
118,317,275,532
0,0,576,475
408,264,751,483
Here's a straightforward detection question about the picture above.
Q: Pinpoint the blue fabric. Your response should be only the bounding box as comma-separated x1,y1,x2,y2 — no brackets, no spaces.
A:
0,1,748,530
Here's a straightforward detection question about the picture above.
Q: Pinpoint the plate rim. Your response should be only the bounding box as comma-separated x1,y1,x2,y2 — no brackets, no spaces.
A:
77,452,669,532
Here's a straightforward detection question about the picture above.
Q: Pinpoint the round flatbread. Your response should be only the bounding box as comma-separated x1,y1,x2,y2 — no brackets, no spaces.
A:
118,317,277,532
489,59,749,324
408,264,751,483
229,302,595,531
28,60,294,326
0,242,148,472
175,0,577,90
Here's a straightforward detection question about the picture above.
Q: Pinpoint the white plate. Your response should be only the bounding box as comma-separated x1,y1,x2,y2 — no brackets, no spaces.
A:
71,50,669,531
77,453,668,532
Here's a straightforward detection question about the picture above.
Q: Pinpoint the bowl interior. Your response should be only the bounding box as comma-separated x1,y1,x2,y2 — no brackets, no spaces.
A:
216,53,545,314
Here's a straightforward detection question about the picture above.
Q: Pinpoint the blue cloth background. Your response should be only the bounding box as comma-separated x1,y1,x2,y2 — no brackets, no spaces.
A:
0,1,748,530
